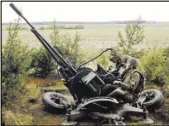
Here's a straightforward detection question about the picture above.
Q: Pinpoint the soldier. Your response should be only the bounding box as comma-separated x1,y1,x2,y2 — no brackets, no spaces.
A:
102,57,144,103
101,55,132,96
107,57,143,102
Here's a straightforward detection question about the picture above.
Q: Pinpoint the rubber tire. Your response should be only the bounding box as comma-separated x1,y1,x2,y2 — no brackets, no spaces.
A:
42,92,75,113
139,89,164,110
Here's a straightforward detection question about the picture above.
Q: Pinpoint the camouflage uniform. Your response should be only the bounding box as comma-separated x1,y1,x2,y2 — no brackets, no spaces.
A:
120,69,140,93
105,57,141,102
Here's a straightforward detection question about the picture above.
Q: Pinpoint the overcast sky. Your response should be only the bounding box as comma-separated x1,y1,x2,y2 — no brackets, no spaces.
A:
2,2,169,23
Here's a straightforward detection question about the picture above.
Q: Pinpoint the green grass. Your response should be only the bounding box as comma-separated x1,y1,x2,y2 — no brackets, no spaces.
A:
3,108,33,125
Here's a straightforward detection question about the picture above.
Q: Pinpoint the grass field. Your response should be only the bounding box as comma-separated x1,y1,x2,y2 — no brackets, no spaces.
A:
2,24,169,53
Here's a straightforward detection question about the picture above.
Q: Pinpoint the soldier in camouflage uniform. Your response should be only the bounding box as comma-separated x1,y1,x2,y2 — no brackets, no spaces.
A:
101,55,132,96
107,57,141,102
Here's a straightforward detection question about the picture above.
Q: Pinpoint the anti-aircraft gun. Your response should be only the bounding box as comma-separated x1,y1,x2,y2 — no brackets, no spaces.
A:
10,4,164,125
9,3,116,102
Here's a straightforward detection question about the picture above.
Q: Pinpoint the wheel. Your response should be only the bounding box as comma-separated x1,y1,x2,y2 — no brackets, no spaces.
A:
42,92,76,113
139,89,164,111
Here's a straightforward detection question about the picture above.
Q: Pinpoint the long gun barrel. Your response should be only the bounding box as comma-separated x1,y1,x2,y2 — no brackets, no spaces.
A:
10,3,77,78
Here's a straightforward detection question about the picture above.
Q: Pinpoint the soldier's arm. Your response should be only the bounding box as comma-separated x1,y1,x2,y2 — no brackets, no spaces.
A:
120,72,140,91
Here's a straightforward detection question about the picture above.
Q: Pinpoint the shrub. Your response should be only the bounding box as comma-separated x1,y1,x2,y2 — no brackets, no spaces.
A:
50,21,86,67
2,19,33,105
30,47,57,78
139,46,165,85
162,46,169,86
138,46,169,92
117,17,145,58
30,20,86,78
